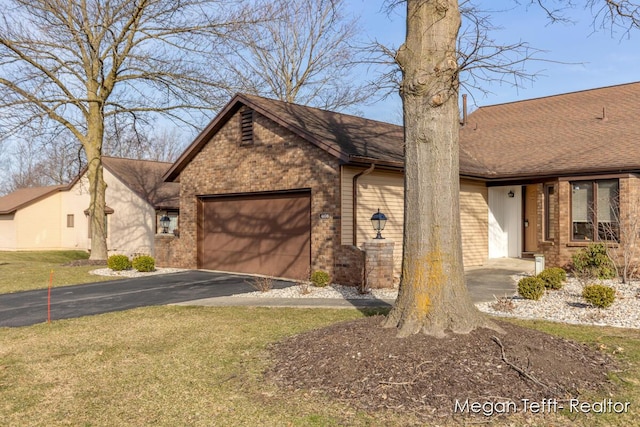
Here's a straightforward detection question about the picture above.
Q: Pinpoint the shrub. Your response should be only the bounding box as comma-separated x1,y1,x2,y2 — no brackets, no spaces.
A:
571,243,616,280
310,270,331,287
582,284,616,308
537,267,567,290
132,255,155,272
517,276,546,300
491,296,516,313
107,254,131,271
246,276,273,292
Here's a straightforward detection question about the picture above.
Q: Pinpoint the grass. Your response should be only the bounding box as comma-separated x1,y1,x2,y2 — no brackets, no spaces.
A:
0,250,113,294
0,307,406,426
0,307,639,426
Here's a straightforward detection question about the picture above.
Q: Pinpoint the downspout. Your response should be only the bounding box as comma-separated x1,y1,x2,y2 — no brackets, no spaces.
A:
352,164,376,246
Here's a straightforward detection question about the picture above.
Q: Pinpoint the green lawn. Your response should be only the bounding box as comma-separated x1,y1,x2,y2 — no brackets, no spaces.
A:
0,251,113,294
0,307,638,426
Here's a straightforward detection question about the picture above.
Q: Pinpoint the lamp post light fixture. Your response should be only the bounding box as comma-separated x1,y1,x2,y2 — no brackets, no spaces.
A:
160,214,171,234
371,209,388,239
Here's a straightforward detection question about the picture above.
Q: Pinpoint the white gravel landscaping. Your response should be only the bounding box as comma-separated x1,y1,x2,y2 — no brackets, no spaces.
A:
477,275,640,329
232,283,400,300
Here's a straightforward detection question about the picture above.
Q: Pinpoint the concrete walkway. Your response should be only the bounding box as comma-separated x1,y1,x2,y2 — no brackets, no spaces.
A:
175,258,535,309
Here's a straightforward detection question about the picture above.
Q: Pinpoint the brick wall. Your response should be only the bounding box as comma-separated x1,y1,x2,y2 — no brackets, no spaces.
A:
539,176,640,269
334,245,365,286
362,239,395,289
155,107,348,280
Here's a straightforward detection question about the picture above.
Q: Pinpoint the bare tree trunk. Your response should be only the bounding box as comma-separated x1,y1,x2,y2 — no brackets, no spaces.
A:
85,111,108,261
382,0,494,337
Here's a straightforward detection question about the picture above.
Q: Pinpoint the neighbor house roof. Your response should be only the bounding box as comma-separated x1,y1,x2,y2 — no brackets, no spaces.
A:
0,157,179,215
460,81,640,179
102,157,179,210
0,185,65,215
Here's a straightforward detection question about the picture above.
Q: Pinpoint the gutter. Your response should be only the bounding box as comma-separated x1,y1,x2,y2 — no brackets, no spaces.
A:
352,163,376,245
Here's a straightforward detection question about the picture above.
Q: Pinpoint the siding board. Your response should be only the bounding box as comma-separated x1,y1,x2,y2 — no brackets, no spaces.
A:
342,167,489,275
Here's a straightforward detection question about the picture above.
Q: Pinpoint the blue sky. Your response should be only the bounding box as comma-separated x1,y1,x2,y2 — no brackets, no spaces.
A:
348,1,640,122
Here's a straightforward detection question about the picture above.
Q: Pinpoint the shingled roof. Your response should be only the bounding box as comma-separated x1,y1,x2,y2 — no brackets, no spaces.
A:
0,157,179,215
102,157,179,209
164,93,495,180
460,81,640,179
166,84,640,183
0,185,65,215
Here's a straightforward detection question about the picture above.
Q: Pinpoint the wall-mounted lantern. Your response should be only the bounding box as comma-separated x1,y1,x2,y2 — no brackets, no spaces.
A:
371,209,388,239
507,190,515,198
160,215,171,234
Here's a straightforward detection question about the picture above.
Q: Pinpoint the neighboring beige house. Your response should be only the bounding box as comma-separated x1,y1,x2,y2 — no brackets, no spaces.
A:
158,82,640,283
0,157,179,257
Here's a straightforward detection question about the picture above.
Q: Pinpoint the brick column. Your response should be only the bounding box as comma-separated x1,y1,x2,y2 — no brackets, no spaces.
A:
362,239,395,289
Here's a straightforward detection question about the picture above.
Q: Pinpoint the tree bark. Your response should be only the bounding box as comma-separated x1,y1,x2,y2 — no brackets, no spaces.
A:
382,0,496,337
85,106,108,261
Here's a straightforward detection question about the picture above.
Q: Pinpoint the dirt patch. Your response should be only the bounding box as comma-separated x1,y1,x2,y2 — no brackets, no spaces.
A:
267,316,616,423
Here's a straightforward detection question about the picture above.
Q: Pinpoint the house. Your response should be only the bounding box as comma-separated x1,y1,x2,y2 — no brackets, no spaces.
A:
0,156,179,257
158,93,490,284
158,82,640,284
459,81,640,268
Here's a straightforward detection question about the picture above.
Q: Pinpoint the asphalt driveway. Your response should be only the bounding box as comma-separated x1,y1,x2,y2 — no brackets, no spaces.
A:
0,258,534,328
0,271,292,327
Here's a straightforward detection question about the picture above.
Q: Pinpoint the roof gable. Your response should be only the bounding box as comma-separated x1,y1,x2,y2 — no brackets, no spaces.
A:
102,157,179,209
164,94,412,181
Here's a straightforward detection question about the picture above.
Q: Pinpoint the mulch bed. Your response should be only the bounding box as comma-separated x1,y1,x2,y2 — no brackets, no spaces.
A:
267,316,617,423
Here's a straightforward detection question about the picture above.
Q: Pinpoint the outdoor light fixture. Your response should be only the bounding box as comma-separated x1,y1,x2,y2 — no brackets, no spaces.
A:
371,209,388,239
508,190,515,198
160,215,171,234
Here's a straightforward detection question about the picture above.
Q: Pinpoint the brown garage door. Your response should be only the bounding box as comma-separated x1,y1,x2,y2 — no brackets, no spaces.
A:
198,191,311,279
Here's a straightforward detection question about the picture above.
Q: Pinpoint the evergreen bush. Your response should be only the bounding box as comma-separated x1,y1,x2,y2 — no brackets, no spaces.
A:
107,254,131,271
582,284,616,308
537,267,567,290
132,255,155,272
571,243,616,280
310,270,331,287
517,276,546,300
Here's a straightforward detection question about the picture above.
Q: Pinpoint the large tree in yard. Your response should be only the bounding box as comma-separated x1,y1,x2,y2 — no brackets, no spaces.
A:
0,0,262,259
383,0,640,337
382,0,493,337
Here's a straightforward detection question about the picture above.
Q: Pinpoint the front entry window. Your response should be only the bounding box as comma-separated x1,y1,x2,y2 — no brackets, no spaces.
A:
571,179,619,241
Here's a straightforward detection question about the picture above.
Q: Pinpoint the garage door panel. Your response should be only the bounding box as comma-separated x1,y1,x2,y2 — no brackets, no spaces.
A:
199,192,311,278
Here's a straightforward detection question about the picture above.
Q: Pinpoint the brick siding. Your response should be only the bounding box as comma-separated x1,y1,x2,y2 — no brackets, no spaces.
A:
155,108,353,282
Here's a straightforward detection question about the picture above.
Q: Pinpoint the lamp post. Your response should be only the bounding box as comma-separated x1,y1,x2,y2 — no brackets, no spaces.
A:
160,215,171,234
371,209,387,239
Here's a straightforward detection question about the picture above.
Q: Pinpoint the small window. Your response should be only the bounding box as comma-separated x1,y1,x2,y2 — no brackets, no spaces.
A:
157,211,179,234
544,184,556,241
67,214,74,228
240,108,254,145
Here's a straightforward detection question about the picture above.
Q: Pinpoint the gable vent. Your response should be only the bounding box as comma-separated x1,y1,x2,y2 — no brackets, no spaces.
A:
240,107,254,145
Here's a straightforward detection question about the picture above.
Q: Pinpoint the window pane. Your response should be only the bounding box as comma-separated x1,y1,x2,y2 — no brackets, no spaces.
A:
572,182,593,241
597,180,619,241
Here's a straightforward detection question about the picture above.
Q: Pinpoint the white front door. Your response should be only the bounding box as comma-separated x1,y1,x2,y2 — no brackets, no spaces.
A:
488,186,522,258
